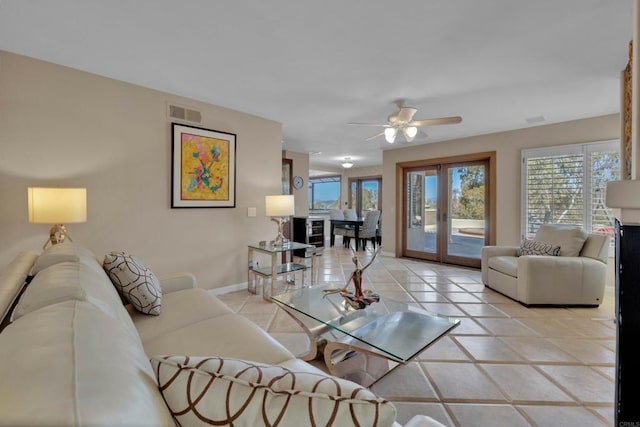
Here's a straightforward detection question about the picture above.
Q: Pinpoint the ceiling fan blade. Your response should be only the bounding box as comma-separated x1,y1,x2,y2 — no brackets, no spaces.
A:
410,116,462,127
348,122,390,127
365,131,385,141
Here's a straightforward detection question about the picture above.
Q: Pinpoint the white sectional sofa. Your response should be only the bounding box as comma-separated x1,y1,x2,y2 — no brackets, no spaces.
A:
0,243,444,427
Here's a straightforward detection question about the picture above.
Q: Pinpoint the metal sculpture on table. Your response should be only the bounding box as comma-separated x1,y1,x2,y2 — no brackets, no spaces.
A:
340,247,381,309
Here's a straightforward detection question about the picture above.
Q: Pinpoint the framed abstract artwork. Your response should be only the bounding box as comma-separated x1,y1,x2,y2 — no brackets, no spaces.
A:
171,123,236,208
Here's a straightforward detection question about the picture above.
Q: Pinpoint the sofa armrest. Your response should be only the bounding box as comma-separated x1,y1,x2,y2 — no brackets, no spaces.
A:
517,256,607,305
157,273,197,293
481,246,519,285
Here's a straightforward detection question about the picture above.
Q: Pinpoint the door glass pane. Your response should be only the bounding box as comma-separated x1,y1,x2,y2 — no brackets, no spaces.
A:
350,181,357,212
362,180,380,212
447,165,485,259
406,170,437,254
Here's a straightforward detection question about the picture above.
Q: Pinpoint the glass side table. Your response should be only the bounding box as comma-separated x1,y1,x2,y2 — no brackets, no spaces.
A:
247,241,316,299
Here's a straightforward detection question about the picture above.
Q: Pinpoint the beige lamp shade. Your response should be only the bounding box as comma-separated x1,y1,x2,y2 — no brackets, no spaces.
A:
28,187,87,224
265,195,295,217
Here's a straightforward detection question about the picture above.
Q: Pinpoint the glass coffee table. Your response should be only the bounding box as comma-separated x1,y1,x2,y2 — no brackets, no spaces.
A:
271,284,460,387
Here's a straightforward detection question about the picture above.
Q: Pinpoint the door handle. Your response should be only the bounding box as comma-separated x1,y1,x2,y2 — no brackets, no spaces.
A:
443,213,448,222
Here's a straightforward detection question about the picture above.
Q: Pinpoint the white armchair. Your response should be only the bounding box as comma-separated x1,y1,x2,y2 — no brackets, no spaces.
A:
481,225,610,306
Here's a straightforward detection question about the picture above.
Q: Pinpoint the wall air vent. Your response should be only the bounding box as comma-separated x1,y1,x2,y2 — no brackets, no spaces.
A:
168,103,202,123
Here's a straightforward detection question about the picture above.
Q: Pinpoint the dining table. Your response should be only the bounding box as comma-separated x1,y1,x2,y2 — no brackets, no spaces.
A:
330,218,364,250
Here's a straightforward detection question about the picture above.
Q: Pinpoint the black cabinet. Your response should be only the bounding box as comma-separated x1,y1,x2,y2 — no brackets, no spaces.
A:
615,219,640,425
293,217,325,257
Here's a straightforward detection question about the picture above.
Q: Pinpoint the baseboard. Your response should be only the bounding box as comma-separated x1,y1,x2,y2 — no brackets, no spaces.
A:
208,282,247,295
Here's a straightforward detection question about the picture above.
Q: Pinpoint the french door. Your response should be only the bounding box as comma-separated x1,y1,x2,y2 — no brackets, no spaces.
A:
402,154,495,268
349,177,382,216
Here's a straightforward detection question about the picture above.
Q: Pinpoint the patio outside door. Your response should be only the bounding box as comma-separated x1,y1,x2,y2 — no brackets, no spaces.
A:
403,158,492,268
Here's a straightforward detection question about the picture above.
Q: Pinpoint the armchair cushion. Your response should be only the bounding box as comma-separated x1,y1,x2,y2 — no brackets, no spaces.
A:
488,256,518,278
152,355,397,427
535,225,588,257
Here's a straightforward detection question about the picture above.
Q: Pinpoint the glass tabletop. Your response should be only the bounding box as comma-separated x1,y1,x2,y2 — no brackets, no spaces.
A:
271,285,460,362
248,241,313,253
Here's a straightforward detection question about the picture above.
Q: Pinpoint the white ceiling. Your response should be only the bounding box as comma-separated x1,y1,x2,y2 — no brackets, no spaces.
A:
0,1,633,170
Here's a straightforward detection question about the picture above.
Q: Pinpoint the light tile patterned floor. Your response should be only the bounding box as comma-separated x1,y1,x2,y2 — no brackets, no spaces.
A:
217,245,616,427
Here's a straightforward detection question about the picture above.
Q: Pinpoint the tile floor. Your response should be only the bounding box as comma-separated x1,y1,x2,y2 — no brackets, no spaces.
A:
217,245,616,427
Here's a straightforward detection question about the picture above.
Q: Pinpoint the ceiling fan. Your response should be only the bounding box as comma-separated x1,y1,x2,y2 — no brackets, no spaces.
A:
349,103,462,144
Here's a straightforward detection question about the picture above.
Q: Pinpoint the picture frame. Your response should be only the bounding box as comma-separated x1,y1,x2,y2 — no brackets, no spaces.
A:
171,123,236,208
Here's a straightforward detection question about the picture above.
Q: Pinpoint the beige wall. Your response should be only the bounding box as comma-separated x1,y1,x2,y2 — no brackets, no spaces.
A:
382,114,621,254
0,51,283,290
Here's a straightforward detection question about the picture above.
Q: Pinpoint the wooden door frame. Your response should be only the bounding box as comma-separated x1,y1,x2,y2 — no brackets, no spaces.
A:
395,151,497,265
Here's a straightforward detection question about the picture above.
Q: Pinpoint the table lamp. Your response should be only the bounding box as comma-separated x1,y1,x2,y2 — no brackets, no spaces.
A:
28,187,87,249
265,194,294,246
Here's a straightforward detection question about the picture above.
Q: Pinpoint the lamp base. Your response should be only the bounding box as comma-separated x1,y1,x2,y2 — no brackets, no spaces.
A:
271,217,290,247
43,224,73,250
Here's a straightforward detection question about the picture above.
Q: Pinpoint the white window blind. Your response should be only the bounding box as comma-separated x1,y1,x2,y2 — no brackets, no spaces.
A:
521,140,620,241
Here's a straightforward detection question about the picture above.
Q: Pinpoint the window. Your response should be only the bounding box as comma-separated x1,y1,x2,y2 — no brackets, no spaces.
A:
522,140,620,240
309,176,341,211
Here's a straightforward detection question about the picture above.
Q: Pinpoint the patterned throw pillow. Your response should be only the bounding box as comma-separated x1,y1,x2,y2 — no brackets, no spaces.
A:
517,240,561,257
103,252,162,315
151,355,397,427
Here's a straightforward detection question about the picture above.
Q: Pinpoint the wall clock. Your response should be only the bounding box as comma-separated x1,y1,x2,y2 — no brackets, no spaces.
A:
293,175,304,189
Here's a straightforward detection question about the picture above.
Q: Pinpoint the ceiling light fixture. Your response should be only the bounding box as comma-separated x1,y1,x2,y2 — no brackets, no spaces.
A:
403,126,418,142
384,127,397,143
341,157,354,168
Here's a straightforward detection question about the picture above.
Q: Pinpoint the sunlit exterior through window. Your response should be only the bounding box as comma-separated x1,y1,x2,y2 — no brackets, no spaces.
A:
522,140,620,240
309,176,341,211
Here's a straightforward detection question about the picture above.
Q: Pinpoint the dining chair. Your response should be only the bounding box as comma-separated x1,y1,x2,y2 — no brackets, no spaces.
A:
344,210,380,250
330,209,351,247
329,209,344,220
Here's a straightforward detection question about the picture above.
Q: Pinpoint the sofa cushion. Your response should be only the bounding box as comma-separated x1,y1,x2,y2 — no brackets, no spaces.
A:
488,256,519,278
130,288,233,342
103,252,162,315
141,314,296,366
534,225,588,257
516,239,561,257
31,241,102,275
0,300,174,426
151,355,397,427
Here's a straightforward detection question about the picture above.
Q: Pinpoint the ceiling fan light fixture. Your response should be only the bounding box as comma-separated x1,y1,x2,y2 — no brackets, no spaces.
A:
341,157,354,168
403,126,418,142
384,127,397,143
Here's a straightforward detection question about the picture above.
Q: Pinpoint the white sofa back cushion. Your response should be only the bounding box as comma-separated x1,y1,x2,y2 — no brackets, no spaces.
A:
31,241,102,275
534,225,588,257
11,261,140,340
0,300,174,426
152,355,397,427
